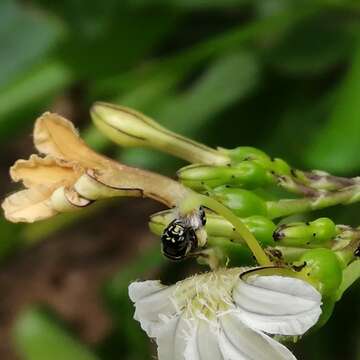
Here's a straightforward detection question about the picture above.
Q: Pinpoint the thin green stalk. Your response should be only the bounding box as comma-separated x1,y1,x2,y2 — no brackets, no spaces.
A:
336,259,360,300
267,184,360,219
179,193,272,266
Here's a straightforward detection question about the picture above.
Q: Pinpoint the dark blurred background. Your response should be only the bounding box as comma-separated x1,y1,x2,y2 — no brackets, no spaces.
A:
1,0,360,359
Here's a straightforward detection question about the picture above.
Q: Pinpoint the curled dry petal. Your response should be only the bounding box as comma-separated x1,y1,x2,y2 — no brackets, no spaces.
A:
2,187,56,223
3,111,190,223
34,112,107,169
10,155,81,189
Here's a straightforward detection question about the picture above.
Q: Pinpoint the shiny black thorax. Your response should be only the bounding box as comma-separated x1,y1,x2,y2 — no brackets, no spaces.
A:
161,219,197,261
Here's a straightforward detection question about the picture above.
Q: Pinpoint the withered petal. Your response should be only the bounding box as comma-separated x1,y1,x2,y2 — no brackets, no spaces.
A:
10,155,82,189
2,187,57,223
34,112,107,169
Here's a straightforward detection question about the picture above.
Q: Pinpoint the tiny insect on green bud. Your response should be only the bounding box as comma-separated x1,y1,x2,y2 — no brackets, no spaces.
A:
273,218,336,246
210,186,268,218
149,210,276,248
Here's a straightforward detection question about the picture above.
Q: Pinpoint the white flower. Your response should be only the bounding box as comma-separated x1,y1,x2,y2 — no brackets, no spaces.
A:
129,267,322,360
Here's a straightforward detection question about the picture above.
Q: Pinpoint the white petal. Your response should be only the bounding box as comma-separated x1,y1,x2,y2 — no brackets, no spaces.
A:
218,313,297,360
155,314,192,360
128,281,178,336
185,320,223,360
233,275,322,335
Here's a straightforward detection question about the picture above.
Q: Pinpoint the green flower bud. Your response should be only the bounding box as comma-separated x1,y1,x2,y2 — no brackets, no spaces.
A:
91,102,229,166
210,186,267,217
177,162,270,191
273,218,336,246
219,146,271,164
297,248,342,297
219,147,292,176
205,214,275,247
243,215,276,247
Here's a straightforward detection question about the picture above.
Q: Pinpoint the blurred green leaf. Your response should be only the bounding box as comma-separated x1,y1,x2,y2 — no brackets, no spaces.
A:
0,61,72,138
60,6,180,80
13,307,100,360
265,91,336,165
0,0,64,89
126,0,250,9
265,16,353,75
304,40,360,173
161,51,260,134
120,51,261,169
95,4,318,97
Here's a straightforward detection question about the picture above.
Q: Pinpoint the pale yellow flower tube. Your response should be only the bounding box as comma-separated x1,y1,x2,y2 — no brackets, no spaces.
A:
2,112,190,223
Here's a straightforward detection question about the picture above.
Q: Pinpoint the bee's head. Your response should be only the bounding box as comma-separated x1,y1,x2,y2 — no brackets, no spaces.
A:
161,219,196,261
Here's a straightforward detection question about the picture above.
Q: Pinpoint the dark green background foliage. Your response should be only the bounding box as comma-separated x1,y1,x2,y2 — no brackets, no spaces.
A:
1,0,360,359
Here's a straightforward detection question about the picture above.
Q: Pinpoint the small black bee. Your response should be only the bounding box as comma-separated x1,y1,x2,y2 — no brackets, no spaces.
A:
161,219,197,261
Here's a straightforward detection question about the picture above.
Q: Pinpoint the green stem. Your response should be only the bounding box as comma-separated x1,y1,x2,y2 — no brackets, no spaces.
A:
336,259,360,300
179,193,272,266
267,184,360,219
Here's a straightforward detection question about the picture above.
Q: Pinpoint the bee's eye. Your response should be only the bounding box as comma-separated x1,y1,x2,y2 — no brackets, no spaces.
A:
161,219,196,261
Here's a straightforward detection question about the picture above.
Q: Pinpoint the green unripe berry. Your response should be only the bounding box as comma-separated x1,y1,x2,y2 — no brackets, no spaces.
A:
273,217,336,246
242,215,276,247
210,186,268,217
231,161,272,188
297,248,342,297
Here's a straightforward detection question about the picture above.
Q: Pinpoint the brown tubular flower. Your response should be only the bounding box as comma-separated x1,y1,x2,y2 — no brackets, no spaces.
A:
2,112,190,223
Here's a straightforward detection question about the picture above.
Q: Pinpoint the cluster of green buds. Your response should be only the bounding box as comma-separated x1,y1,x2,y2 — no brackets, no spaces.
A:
90,102,360,325
4,102,360,354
